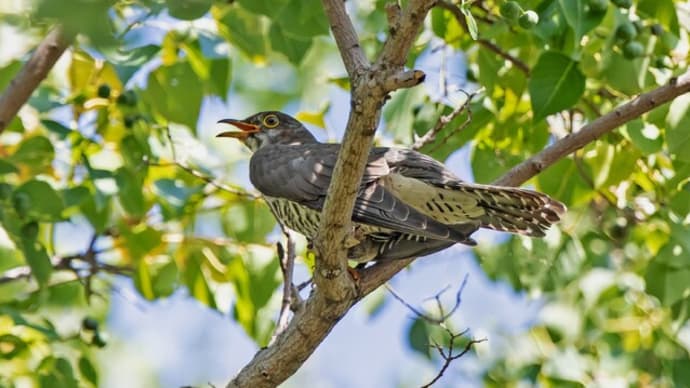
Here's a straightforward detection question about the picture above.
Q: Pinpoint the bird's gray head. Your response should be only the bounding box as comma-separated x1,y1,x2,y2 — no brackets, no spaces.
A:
216,111,317,151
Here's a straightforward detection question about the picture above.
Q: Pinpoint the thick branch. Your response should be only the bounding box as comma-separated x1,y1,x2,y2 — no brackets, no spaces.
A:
0,27,70,133
378,0,437,68
321,0,369,76
494,70,690,186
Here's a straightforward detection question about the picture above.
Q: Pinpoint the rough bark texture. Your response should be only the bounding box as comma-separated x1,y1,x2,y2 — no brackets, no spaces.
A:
494,72,690,187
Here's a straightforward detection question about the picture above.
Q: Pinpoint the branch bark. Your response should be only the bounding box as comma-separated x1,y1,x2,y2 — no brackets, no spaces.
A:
494,70,690,186
0,27,70,133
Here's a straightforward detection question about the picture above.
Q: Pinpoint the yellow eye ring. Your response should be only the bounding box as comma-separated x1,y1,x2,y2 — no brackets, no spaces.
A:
263,114,280,128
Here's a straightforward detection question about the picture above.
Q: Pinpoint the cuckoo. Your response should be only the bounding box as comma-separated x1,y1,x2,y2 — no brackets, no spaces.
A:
217,111,566,262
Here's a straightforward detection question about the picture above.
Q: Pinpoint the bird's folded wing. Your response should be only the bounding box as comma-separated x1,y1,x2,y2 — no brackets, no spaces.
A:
249,144,468,241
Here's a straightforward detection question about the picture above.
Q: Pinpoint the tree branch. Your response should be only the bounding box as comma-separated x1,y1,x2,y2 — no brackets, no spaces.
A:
321,0,369,77
494,70,690,186
0,27,70,133
268,230,300,346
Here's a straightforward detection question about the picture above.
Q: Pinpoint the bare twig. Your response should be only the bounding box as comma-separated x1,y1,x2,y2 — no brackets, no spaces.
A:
150,126,260,200
0,248,128,286
422,330,487,388
386,274,468,325
386,275,478,387
0,27,70,132
269,230,298,346
436,1,530,75
412,89,479,151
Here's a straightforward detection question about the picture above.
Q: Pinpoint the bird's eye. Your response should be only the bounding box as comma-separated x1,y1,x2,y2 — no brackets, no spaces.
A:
263,114,279,128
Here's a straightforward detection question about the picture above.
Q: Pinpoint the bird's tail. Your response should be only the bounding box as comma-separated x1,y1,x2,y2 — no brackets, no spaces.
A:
447,183,566,237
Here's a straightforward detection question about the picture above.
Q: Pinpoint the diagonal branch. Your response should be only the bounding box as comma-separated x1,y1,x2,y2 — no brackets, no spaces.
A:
0,27,70,133
494,70,690,186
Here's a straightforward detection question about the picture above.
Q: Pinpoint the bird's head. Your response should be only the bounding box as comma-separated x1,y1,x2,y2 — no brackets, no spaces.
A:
216,111,317,151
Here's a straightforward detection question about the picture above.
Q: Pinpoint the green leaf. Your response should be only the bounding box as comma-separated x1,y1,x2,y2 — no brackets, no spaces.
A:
0,334,27,359
145,62,203,130
13,180,64,221
537,158,592,205
222,201,276,244
621,119,662,155
666,94,690,162
637,0,679,36
184,250,217,309
121,225,162,259
152,260,179,297
41,119,72,138
460,3,478,40
0,61,22,91
431,7,448,38
153,178,202,219
529,51,585,121
0,159,18,175
8,136,55,172
269,23,313,64
237,0,289,17
35,0,115,47
407,317,431,358
226,251,279,344
78,357,99,386
471,142,524,184
80,194,111,234
216,6,268,60
20,239,52,286
166,0,212,20
108,45,161,83
601,51,649,96
646,262,690,307
275,0,329,38
208,58,232,99
135,259,154,300
557,0,606,45
115,167,147,217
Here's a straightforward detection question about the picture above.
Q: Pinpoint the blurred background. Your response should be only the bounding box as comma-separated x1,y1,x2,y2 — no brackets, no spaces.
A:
1,0,690,387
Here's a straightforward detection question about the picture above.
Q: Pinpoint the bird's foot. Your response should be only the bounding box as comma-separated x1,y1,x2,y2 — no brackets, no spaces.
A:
347,267,361,283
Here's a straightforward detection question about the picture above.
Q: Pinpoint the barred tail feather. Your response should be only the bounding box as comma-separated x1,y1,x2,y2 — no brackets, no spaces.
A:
459,184,566,237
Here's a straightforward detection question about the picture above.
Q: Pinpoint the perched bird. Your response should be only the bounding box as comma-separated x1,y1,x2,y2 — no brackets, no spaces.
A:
217,111,566,262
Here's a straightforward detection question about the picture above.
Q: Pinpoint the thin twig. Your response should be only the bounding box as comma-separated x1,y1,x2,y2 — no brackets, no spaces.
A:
269,230,298,346
412,89,480,151
421,331,487,388
149,126,260,200
436,1,530,75
385,274,468,325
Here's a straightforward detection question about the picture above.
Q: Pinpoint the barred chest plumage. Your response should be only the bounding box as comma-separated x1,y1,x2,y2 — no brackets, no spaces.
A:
263,196,389,240
263,196,428,262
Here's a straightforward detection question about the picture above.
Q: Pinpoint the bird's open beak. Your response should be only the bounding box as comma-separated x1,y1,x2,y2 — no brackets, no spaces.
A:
216,119,260,140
